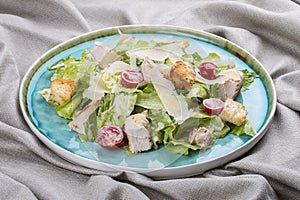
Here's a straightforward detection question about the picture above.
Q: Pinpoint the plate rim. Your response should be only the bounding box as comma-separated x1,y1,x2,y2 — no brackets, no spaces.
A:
19,24,277,179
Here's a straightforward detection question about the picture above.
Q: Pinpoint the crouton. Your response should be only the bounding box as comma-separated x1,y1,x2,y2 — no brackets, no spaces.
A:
169,61,196,89
219,98,247,126
50,78,75,105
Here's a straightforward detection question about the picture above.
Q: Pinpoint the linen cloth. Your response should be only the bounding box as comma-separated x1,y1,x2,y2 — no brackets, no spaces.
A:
0,0,300,199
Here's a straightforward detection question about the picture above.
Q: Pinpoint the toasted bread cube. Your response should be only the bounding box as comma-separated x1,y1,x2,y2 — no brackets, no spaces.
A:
219,98,247,126
169,61,195,89
50,78,75,105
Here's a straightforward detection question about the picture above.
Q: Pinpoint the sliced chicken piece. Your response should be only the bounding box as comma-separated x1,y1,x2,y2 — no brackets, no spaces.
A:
196,69,244,101
68,100,100,135
189,127,215,150
216,69,244,101
124,111,152,153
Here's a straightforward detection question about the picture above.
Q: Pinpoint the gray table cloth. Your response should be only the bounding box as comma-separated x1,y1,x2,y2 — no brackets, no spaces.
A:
0,0,299,199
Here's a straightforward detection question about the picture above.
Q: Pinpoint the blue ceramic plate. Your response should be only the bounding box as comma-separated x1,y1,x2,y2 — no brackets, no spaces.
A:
20,25,276,179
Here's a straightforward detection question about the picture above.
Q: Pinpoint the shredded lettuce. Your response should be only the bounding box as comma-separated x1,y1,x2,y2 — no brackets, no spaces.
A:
113,35,149,57
186,82,210,99
203,53,221,63
148,109,176,148
45,51,98,119
50,50,97,81
97,93,137,128
164,57,173,66
166,139,203,155
79,109,98,142
135,83,165,110
240,69,258,91
56,94,83,119
229,120,257,137
101,71,120,91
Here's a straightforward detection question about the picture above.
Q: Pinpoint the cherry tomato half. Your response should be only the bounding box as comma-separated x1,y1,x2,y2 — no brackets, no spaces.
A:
121,70,144,88
202,98,225,115
97,125,124,148
198,62,218,80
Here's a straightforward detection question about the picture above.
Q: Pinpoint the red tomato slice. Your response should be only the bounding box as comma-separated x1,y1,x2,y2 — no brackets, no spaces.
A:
121,70,144,88
202,98,225,115
198,62,218,80
97,125,124,148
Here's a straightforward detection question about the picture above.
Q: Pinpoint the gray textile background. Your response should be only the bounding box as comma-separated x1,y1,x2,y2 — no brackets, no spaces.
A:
0,0,300,199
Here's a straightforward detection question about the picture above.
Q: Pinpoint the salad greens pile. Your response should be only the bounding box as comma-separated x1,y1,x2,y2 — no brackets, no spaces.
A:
40,33,257,156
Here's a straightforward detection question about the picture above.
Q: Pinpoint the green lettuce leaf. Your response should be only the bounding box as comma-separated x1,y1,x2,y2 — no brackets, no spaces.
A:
199,116,230,138
55,94,83,119
44,50,98,119
163,111,233,155
101,71,120,92
164,57,173,66
148,109,176,148
79,109,98,142
135,83,164,110
166,139,201,155
163,117,201,155
228,120,257,137
97,93,137,128
240,69,258,91
113,35,149,56
203,53,221,63
186,82,209,99
100,71,140,94
202,53,235,70
50,50,97,82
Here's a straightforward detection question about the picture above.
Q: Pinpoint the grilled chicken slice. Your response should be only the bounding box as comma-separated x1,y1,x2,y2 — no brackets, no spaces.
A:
216,69,244,101
68,100,100,135
124,111,152,153
189,127,215,150
196,69,244,101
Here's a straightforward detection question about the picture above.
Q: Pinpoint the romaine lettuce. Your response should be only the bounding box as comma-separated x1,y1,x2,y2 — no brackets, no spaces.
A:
166,139,202,156
228,120,257,137
148,109,176,148
113,35,149,57
186,82,209,99
97,92,137,128
135,83,165,110
45,50,98,119
240,69,258,91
